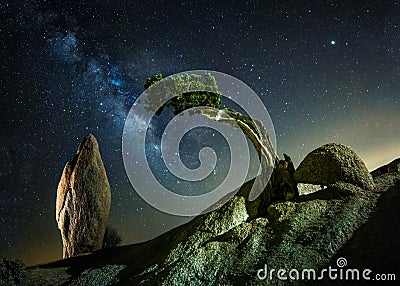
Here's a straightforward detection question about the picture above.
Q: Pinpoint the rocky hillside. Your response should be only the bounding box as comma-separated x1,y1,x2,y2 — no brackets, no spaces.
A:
20,156,400,286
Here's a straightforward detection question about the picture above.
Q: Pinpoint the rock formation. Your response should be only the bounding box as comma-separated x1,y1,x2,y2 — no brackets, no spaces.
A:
69,265,126,286
56,134,111,258
28,157,400,286
295,143,375,191
29,169,399,286
371,158,400,177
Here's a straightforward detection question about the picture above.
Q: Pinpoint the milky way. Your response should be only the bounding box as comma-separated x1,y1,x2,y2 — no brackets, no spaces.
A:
1,1,399,265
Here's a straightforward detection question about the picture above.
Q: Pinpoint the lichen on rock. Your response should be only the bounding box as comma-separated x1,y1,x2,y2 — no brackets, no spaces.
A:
69,264,126,286
294,143,375,191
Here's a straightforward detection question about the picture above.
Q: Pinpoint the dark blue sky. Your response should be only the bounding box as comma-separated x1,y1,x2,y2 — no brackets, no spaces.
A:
1,0,399,265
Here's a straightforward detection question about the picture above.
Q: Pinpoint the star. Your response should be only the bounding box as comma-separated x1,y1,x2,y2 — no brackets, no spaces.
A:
1,0,399,266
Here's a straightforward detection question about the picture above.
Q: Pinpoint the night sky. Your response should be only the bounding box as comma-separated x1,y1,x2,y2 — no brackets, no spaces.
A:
1,0,399,265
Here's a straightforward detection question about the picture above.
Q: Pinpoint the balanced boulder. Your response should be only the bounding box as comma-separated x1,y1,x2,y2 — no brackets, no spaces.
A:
295,143,374,191
56,134,111,258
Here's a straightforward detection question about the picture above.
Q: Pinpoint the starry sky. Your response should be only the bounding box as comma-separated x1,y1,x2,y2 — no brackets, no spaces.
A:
1,0,399,265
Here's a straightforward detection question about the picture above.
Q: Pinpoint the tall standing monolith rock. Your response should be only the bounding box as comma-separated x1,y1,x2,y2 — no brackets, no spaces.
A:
56,134,111,258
